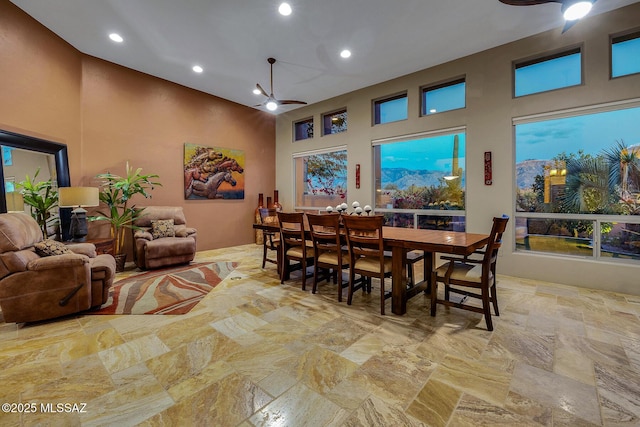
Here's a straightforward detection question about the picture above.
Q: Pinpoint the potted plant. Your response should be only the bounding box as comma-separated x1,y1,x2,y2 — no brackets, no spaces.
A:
16,169,59,239
92,162,161,270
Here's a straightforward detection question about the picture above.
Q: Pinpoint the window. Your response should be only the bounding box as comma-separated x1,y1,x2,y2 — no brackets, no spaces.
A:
322,109,347,136
421,78,465,115
373,93,408,124
374,131,466,230
293,118,314,141
514,104,640,262
294,148,347,210
514,48,582,97
612,32,640,78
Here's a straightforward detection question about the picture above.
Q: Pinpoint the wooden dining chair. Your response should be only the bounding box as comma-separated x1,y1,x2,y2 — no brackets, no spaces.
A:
277,211,314,290
430,215,509,331
259,208,280,269
307,213,350,301
342,215,393,315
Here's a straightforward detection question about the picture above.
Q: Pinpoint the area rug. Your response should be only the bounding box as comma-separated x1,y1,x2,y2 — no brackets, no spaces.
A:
93,261,237,315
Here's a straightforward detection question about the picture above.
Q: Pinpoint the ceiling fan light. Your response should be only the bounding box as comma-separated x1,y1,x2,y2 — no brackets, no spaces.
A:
253,88,261,95
563,1,593,21
278,3,292,16
266,101,278,111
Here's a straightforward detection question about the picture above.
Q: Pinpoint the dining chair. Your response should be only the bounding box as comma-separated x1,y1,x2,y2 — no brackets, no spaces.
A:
259,208,280,269
307,212,350,301
277,211,314,290
342,215,393,315
430,215,509,331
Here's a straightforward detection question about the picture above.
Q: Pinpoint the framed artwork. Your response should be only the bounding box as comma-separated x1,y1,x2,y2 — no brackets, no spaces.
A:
183,143,245,200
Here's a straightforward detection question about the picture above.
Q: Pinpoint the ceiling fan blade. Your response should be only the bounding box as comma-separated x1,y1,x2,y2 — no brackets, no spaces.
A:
498,0,560,5
279,100,307,105
256,83,269,97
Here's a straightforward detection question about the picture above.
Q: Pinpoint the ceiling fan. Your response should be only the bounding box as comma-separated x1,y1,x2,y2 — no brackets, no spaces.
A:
255,57,307,112
498,0,597,33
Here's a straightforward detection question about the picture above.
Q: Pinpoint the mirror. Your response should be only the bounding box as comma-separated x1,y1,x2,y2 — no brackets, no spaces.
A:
0,129,71,239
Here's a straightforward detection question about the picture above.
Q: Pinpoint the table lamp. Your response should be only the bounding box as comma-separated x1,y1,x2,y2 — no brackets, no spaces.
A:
58,187,99,242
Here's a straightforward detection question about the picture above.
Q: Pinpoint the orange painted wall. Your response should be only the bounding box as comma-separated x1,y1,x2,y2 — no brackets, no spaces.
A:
1,2,276,252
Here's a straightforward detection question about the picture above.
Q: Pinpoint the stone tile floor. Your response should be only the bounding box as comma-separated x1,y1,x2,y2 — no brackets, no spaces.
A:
1,244,639,426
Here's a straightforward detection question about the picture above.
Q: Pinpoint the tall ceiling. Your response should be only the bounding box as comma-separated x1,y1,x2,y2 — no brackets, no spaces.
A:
10,0,640,114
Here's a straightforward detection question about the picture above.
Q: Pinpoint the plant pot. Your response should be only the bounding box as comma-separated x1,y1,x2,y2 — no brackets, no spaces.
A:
114,254,127,272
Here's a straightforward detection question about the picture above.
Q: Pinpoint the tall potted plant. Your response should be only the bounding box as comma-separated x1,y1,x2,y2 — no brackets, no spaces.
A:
92,162,161,270
16,169,59,239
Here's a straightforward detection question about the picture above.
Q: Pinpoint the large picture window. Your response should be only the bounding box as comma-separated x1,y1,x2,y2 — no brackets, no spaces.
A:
374,130,465,230
514,48,582,97
294,148,347,210
515,104,640,262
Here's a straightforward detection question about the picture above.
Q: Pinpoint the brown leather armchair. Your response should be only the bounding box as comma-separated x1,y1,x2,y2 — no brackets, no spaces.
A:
132,206,197,270
0,212,116,323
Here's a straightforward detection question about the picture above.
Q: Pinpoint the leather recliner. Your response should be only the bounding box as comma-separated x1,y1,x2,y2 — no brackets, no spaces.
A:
0,212,116,323
132,206,197,270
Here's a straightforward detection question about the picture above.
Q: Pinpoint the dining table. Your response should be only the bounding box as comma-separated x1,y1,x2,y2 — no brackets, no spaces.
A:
252,220,489,315
381,227,489,315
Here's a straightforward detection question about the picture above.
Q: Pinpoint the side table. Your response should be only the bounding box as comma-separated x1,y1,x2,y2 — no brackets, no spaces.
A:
85,238,115,256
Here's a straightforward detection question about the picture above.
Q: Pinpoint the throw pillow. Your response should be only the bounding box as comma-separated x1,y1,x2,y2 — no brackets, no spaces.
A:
151,219,175,239
34,239,72,257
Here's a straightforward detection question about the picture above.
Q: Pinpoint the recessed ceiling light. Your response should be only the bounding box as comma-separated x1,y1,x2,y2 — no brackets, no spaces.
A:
192,65,203,73
340,49,351,59
253,88,262,95
278,3,292,16
109,33,123,43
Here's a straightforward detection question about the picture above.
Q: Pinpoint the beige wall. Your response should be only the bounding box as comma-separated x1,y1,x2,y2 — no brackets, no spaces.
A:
0,2,276,253
276,4,640,295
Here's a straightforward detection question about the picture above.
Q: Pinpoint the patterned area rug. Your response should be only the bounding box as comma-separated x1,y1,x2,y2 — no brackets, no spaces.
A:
93,261,236,315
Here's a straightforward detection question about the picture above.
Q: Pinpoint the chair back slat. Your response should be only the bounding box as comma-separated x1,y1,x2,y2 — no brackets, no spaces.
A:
307,213,341,255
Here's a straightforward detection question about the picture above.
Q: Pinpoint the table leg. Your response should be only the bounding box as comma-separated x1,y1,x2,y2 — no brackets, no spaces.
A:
425,251,434,294
391,246,407,315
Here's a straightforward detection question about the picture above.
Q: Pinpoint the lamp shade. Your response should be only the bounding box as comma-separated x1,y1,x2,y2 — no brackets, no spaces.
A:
6,191,24,212
58,187,99,208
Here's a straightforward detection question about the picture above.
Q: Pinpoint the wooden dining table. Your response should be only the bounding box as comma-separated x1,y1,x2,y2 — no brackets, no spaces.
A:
382,227,489,315
253,221,489,315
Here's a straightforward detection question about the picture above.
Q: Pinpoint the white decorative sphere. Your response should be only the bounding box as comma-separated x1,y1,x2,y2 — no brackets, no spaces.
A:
352,201,360,208
364,205,372,212
326,206,333,212
340,203,348,210
355,207,363,214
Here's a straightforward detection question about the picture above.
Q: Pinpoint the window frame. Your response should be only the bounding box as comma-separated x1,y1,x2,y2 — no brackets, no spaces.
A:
372,92,408,125
512,99,640,265
372,127,467,230
321,108,348,136
420,77,466,117
513,45,583,98
610,29,640,79
293,117,314,142
293,146,348,211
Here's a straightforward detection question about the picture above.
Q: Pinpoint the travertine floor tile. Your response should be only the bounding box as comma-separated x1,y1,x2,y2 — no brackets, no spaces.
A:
2,244,639,426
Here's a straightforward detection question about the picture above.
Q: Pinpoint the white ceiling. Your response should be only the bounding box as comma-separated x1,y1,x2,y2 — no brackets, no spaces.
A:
10,0,640,114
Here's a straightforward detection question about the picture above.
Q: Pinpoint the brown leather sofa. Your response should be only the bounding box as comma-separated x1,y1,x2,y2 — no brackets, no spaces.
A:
132,206,197,270
0,212,116,323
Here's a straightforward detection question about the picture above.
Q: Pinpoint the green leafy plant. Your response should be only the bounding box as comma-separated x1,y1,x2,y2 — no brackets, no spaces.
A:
91,162,161,255
16,169,58,239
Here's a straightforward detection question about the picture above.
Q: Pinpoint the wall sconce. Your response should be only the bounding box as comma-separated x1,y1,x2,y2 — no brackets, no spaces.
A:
58,187,99,242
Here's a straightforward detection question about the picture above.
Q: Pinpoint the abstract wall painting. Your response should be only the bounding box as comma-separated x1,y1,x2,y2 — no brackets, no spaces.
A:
183,143,245,200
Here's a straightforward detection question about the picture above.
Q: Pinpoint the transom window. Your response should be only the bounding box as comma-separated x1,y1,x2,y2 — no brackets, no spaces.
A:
612,31,640,78
373,130,466,230
421,78,465,116
373,93,408,124
322,109,347,136
294,148,347,210
293,118,314,141
514,48,582,97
